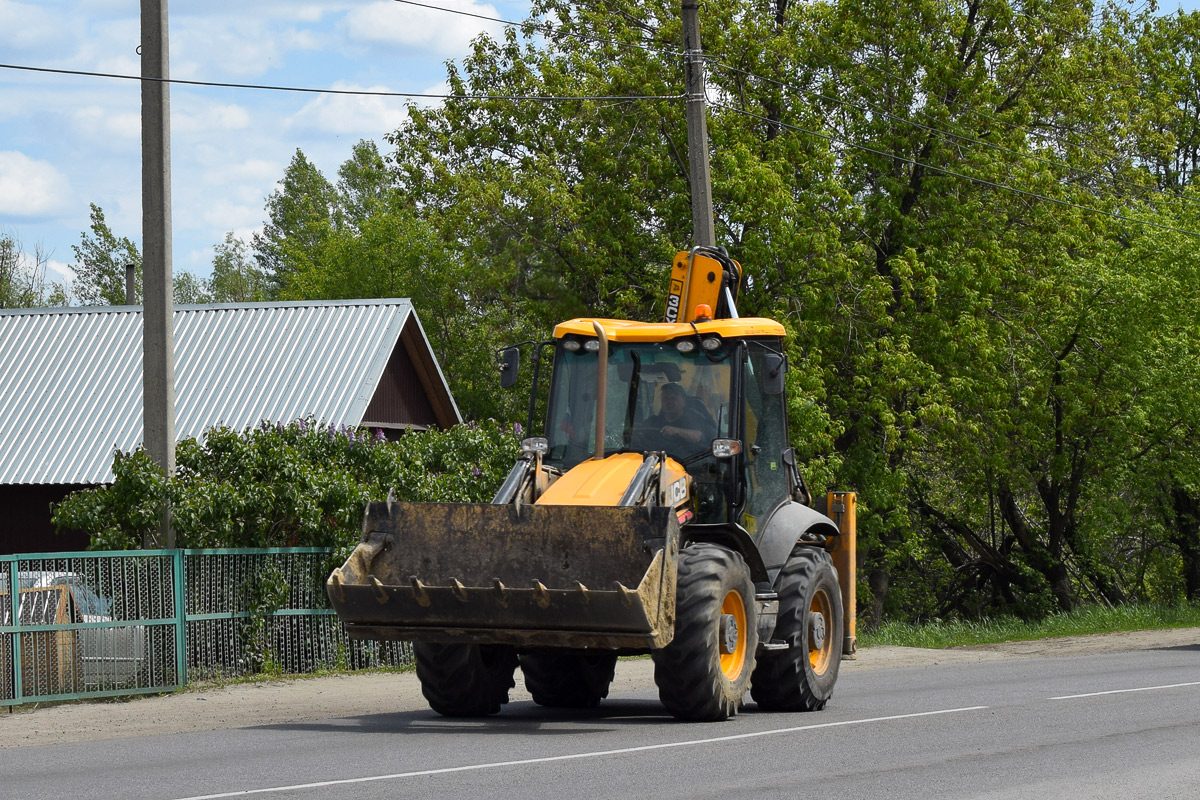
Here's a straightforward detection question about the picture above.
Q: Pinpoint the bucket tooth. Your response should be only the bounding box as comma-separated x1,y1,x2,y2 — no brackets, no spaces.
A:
328,569,345,603
612,580,634,608
492,579,510,608
574,581,589,605
408,576,432,607
451,578,469,604
368,575,389,605
531,580,552,609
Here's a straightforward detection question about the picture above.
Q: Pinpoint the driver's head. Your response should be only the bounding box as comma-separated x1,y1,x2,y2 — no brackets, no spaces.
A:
660,382,686,417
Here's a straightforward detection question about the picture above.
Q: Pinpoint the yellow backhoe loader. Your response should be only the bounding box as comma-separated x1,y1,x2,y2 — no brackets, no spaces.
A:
328,247,856,721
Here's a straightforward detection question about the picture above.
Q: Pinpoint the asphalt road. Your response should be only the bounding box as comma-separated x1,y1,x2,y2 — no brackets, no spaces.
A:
3,643,1198,800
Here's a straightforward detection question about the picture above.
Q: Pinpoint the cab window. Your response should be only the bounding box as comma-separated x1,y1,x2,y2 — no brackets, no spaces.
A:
741,344,790,534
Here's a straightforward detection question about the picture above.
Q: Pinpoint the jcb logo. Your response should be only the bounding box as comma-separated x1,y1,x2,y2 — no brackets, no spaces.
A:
666,280,684,322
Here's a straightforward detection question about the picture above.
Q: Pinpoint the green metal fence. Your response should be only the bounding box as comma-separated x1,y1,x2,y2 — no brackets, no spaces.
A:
2,548,412,707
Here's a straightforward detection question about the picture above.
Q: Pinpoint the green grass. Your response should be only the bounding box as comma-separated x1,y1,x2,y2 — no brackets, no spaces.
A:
859,603,1200,650
183,663,411,692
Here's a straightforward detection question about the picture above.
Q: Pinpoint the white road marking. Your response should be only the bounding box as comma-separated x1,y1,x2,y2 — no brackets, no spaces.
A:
1050,680,1200,700
173,705,990,799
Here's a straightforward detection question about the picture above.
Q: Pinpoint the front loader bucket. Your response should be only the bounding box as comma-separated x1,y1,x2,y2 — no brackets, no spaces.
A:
327,500,680,649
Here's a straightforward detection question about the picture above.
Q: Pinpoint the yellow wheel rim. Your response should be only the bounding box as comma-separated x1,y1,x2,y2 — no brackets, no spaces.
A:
719,589,748,680
809,587,835,675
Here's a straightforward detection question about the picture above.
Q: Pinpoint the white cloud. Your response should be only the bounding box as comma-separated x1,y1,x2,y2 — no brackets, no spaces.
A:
287,83,412,135
0,0,531,281
197,197,265,231
71,17,140,72
45,259,75,284
173,22,282,80
193,157,280,189
173,102,252,135
173,18,325,79
0,152,73,218
342,0,504,57
71,105,141,143
175,1,346,24
0,0,71,54
290,4,335,23
91,54,140,77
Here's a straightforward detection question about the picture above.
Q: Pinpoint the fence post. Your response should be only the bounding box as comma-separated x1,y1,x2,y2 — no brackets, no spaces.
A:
173,550,187,687
4,559,21,705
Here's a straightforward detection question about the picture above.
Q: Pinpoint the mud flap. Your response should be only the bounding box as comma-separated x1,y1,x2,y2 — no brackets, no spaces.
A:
327,501,680,649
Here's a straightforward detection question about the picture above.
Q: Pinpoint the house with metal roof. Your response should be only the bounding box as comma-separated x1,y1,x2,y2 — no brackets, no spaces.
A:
0,299,461,554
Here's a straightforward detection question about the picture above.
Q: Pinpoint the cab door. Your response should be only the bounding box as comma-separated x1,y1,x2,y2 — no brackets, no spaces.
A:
740,343,791,535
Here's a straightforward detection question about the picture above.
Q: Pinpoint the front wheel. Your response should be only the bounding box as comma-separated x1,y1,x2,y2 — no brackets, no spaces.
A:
519,648,618,708
414,642,518,717
750,546,843,711
653,543,758,721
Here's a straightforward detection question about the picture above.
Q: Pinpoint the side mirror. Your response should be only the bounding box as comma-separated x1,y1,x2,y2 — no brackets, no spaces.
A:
499,346,520,389
762,352,786,396
782,447,811,506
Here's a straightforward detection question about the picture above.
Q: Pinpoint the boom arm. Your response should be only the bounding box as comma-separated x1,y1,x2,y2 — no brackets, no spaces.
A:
664,247,743,323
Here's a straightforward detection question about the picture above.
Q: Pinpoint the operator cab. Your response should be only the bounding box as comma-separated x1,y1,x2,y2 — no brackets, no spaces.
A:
540,324,793,529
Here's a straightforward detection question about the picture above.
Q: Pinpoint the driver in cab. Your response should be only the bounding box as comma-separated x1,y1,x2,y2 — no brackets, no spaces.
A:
645,382,716,455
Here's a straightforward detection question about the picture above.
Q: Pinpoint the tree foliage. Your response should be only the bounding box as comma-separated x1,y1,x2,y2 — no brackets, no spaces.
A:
0,234,63,308
231,0,1200,620
52,419,521,551
209,232,270,302
66,203,209,306
70,203,143,305
252,149,339,298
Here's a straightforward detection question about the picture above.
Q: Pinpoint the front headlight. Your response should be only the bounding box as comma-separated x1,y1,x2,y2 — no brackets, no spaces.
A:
520,437,550,455
711,438,743,459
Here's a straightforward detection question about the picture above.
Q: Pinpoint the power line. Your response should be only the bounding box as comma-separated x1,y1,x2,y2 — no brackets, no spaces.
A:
5,62,1189,236
0,62,682,102
391,0,680,56
711,101,1200,240
5,14,1194,238
409,0,1194,214
392,0,522,30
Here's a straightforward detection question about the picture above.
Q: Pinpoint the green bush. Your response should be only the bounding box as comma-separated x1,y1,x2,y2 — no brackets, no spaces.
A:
53,418,521,550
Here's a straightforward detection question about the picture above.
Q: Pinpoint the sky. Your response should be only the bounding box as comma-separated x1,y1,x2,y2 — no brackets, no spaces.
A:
0,0,527,291
1,0,1198,294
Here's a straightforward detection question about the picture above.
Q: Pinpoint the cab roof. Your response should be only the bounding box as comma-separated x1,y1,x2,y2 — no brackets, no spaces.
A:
553,317,786,342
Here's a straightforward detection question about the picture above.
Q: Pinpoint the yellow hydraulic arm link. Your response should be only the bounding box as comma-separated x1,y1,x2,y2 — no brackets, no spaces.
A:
664,249,743,323
826,492,858,658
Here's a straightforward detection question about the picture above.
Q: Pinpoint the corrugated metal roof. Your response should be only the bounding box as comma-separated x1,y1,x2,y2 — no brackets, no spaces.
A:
0,299,454,485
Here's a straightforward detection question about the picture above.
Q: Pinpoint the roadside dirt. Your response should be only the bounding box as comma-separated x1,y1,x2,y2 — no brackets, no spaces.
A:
2,627,1196,749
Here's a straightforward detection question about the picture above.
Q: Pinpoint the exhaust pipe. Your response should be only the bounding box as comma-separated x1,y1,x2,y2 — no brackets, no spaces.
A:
592,320,608,459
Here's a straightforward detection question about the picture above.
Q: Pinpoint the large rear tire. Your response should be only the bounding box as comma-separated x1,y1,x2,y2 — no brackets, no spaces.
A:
414,642,518,717
653,543,758,721
750,546,843,711
519,648,618,708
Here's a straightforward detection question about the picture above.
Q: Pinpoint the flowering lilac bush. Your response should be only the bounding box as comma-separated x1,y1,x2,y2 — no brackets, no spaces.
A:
53,418,521,550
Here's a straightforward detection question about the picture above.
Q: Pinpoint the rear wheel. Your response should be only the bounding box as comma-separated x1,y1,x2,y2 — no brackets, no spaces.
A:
653,543,758,721
519,648,618,708
751,546,843,711
414,642,518,716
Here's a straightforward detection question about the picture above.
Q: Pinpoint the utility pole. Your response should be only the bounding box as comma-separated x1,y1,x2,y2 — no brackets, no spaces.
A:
682,0,716,248
141,0,176,548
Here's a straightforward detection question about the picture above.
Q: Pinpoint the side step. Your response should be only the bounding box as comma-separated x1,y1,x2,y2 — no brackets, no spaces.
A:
755,591,783,651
